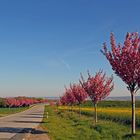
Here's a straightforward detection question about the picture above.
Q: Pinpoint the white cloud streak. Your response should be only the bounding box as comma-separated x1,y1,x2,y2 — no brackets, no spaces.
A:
47,58,71,71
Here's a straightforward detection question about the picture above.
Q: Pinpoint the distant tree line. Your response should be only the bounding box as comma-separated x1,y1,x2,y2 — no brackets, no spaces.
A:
0,97,48,108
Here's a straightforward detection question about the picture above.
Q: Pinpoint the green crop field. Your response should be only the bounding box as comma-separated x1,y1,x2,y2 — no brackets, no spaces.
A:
0,107,29,117
81,100,140,108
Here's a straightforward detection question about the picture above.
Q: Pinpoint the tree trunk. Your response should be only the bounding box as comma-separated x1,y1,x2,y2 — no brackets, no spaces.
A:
131,92,136,135
79,104,81,118
57,105,58,112
71,105,73,114
94,103,97,123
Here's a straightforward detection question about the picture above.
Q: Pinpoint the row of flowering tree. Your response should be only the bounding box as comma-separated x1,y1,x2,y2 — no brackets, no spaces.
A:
60,70,114,122
60,32,140,135
0,97,48,108
60,84,87,117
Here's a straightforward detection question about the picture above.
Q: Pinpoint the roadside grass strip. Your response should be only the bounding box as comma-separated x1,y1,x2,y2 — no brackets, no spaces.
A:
42,106,140,140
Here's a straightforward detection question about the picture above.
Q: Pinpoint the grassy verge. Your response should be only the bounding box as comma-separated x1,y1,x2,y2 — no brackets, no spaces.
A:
42,106,140,140
0,107,30,117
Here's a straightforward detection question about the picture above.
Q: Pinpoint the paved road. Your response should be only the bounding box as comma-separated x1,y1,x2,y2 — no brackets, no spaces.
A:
0,104,45,140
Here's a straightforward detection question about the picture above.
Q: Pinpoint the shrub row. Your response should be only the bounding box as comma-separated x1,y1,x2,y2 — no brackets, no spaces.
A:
0,97,47,107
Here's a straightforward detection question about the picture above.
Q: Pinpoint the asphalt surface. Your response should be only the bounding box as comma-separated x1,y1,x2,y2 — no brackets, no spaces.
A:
0,104,45,140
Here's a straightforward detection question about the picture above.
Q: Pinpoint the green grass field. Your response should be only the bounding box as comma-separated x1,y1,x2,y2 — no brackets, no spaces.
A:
0,107,29,117
42,105,140,140
81,100,140,108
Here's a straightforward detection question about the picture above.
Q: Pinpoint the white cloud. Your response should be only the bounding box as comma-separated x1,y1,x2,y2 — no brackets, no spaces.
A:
60,59,71,71
47,58,71,71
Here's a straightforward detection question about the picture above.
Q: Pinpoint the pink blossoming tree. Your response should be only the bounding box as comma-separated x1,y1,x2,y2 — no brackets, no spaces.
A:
80,71,113,123
70,83,87,116
60,94,68,106
101,32,140,135
65,87,77,106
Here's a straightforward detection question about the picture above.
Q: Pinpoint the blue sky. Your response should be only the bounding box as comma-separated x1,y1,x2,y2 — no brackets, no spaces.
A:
0,0,140,97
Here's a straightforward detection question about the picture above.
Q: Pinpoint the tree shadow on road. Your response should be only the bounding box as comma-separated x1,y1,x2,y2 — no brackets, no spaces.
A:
12,120,46,124
27,113,43,115
0,127,48,134
20,115,44,118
